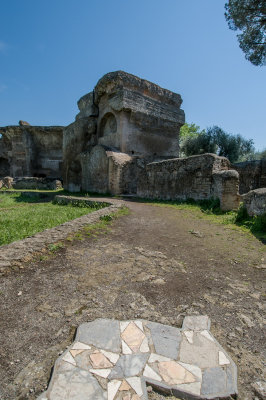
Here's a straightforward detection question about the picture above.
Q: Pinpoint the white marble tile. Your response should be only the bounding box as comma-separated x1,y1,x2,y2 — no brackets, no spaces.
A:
219,351,230,365
175,382,201,395
122,339,132,354
143,365,162,382
148,353,171,363
120,321,130,333
126,377,143,396
200,330,214,342
107,380,121,400
89,368,111,378
62,351,76,366
134,320,144,331
184,330,194,344
178,362,202,381
140,337,149,353
72,341,91,350
100,349,119,364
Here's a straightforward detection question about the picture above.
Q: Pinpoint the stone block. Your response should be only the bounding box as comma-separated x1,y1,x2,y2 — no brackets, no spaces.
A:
242,188,266,216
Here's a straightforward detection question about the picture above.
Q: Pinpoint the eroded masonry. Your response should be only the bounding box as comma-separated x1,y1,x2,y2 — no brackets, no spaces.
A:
0,71,247,210
62,71,240,210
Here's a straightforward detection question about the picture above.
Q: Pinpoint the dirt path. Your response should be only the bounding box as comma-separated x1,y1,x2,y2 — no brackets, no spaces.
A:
0,200,265,400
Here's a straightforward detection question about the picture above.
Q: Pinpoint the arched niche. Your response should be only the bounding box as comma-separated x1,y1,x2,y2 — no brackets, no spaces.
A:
99,113,117,138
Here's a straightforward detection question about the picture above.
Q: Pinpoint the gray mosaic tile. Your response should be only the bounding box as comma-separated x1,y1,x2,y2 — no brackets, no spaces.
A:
108,353,149,379
146,321,181,359
201,367,226,396
47,367,106,400
76,319,121,352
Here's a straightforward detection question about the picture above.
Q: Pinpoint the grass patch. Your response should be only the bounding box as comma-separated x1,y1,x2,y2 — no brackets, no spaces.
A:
141,198,266,240
0,192,107,246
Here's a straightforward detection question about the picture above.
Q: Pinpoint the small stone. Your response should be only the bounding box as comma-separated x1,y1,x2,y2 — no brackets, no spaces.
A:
17,291,22,296
239,313,254,328
251,381,266,399
153,278,165,285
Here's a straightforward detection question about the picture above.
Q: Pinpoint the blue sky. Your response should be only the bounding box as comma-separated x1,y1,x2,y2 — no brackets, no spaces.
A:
0,0,265,150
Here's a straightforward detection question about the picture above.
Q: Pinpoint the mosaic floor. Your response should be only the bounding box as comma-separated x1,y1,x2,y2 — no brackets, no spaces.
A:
38,316,237,400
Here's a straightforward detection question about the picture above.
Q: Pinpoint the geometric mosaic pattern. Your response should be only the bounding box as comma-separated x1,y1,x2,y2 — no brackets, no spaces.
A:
38,316,238,400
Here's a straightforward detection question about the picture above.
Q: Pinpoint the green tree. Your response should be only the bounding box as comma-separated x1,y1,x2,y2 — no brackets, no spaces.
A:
225,0,266,66
180,123,204,140
181,125,255,163
181,129,217,157
179,123,206,156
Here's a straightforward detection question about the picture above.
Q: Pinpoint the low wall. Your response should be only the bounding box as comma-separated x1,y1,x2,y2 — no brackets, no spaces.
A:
13,177,62,190
137,154,240,211
0,177,62,190
233,159,266,194
242,188,266,216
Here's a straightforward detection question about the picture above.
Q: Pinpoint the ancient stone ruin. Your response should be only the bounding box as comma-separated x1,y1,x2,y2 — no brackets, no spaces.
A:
62,71,240,210
3,70,265,212
0,123,63,179
63,71,185,193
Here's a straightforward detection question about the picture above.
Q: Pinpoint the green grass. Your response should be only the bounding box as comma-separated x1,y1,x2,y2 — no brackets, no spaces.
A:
0,192,107,246
141,198,266,240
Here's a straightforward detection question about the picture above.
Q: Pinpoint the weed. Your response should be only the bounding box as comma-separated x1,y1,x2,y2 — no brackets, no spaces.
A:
100,214,113,222
48,242,64,252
